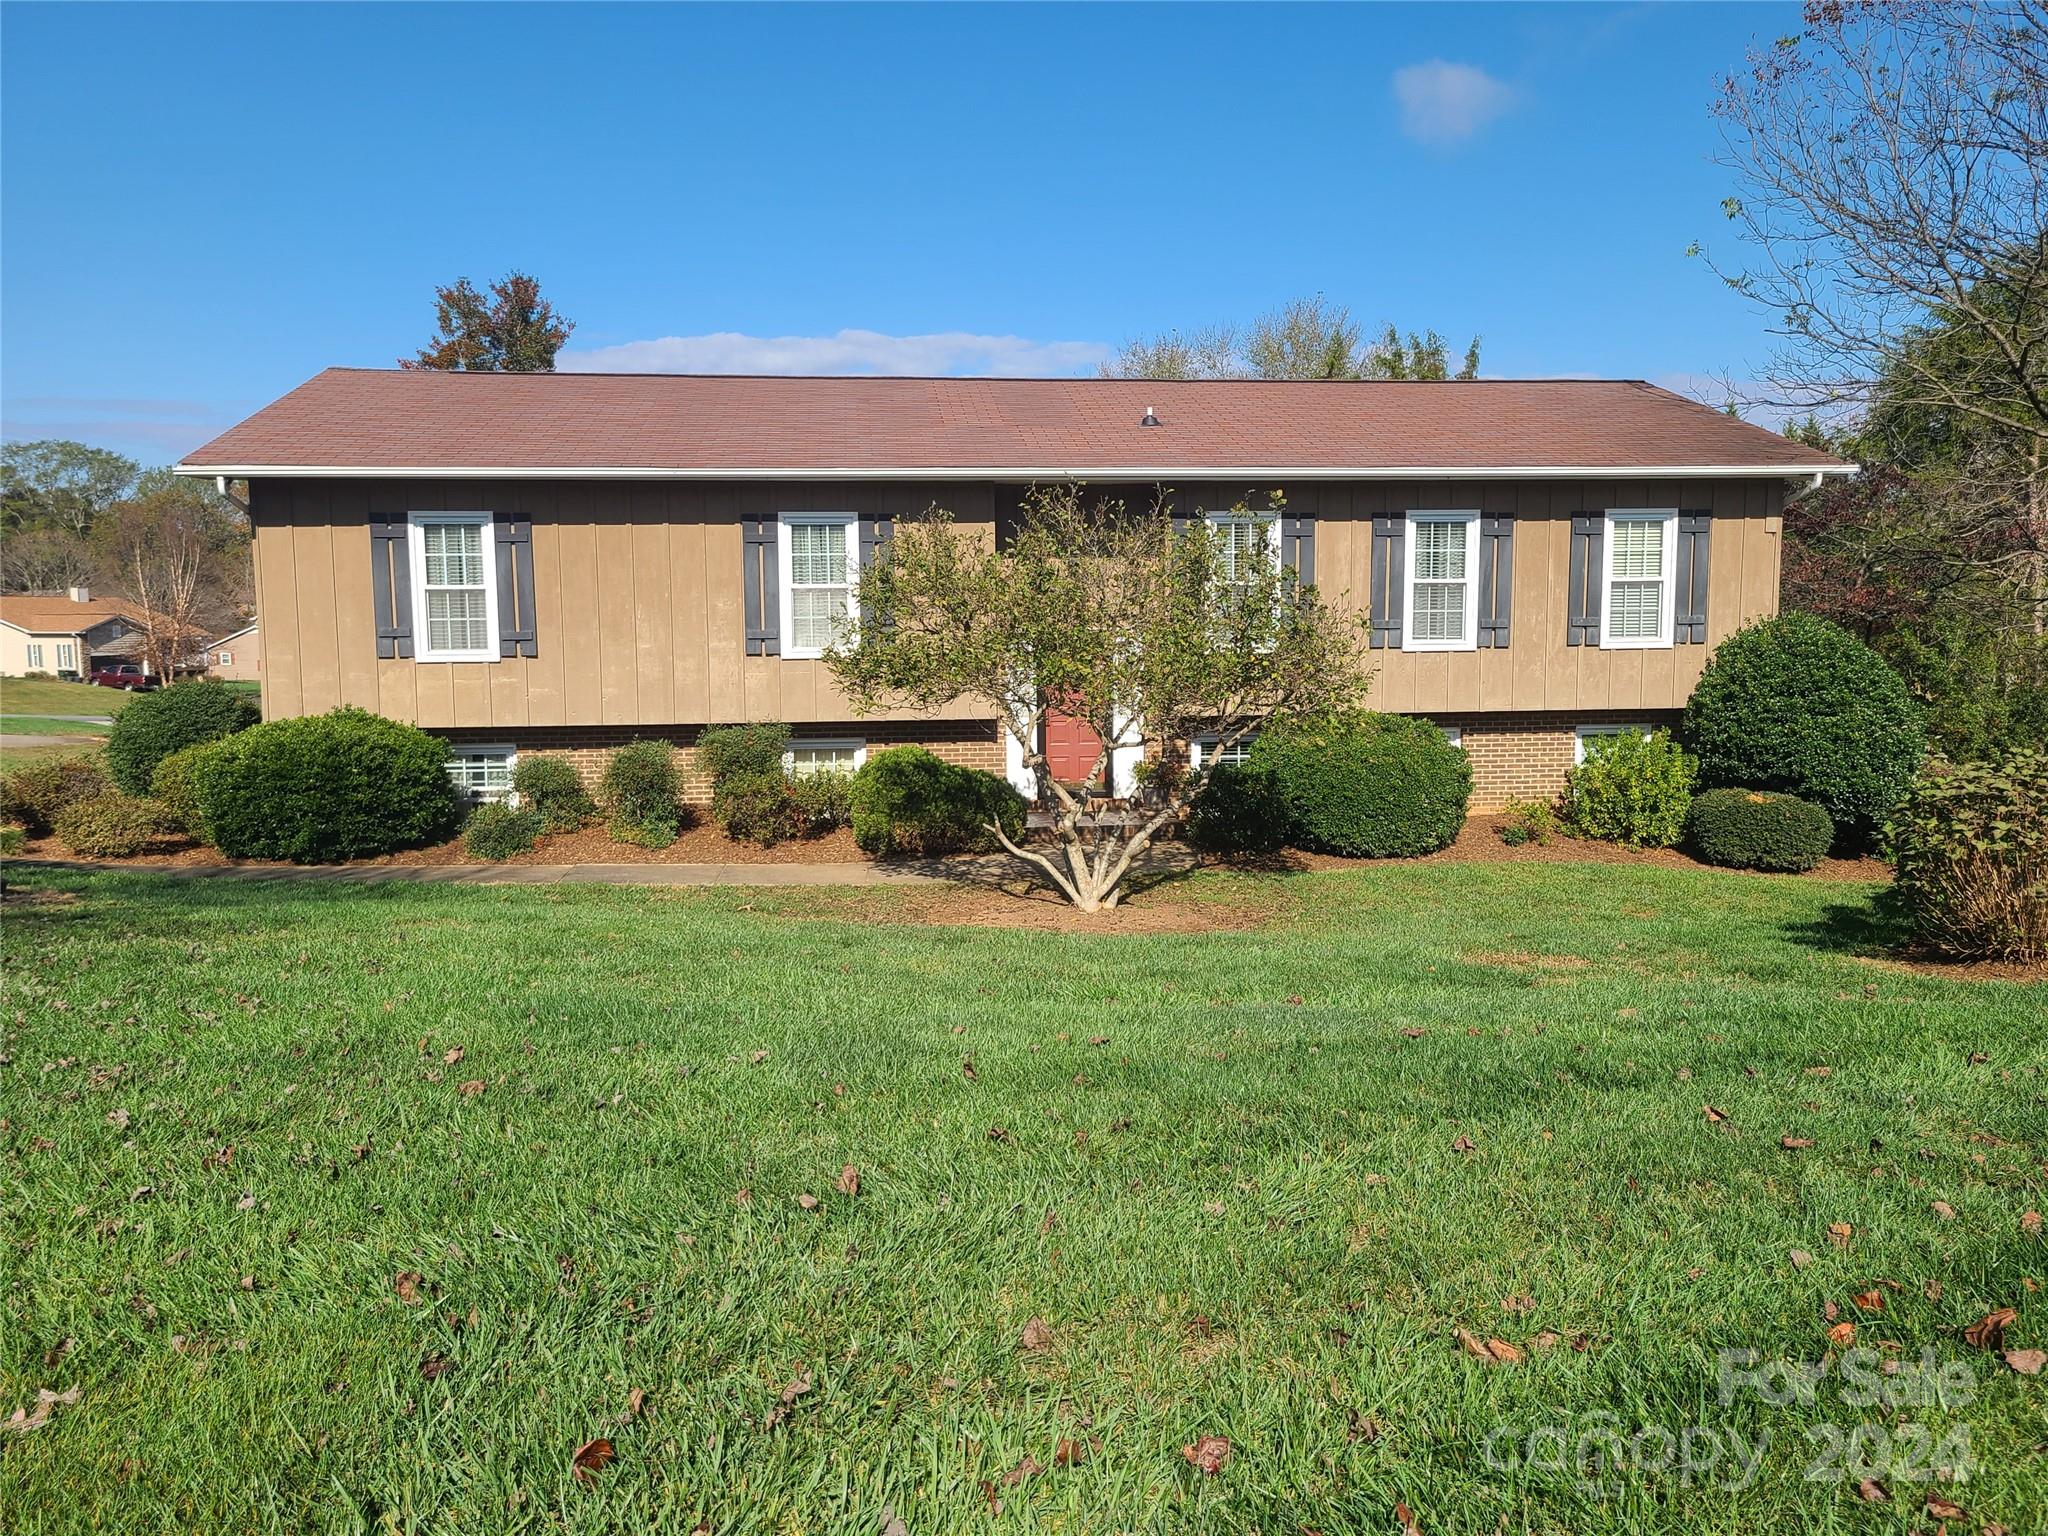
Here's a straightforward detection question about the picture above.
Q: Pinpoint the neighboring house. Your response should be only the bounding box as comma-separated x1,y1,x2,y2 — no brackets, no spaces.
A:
175,369,1852,809
0,589,145,680
206,623,261,682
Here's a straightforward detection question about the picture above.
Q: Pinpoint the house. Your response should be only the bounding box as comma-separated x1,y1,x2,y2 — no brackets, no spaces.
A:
0,589,144,680
205,623,261,682
174,369,1852,809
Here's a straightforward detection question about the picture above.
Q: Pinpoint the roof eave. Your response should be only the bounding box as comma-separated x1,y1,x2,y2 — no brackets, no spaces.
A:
176,461,1857,482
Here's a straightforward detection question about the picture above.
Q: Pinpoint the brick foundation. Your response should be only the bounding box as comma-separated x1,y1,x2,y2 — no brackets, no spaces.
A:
437,711,1672,815
1430,709,1682,812
435,720,1001,804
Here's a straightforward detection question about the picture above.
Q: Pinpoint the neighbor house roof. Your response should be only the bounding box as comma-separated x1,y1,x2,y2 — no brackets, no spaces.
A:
0,594,142,634
177,368,1853,481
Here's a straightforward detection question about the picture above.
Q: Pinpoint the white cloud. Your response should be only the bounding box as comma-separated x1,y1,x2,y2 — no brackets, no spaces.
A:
558,328,1111,378
1392,60,1517,147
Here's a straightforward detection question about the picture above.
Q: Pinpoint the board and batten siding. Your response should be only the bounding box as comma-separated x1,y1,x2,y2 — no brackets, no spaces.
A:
250,475,1783,729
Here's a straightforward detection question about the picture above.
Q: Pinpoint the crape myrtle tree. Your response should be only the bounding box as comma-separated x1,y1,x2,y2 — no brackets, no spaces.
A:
827,482,1371,912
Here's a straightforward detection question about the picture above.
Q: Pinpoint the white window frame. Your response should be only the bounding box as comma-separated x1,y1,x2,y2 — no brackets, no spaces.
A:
1599,509,1679,651
783,738,867,777
778,512,859,661
1574,722,1654,765
1441,725,1464,749
25,643,44,669
407,511,500,663
56,641,76,671
217,650,233,666
1402,511,1481,652
1205,508,1282,585
1189,733,1258,772
447,743,518,802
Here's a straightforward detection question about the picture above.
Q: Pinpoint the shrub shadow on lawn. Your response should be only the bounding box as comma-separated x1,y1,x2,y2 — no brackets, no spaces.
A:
1781,886,1913,960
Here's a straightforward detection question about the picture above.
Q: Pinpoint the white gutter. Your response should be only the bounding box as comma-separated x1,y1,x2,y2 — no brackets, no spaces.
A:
175,462,1858,482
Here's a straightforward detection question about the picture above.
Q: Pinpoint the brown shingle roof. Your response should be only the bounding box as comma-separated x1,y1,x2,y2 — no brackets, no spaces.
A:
0,594,142,633
179,368,1850,477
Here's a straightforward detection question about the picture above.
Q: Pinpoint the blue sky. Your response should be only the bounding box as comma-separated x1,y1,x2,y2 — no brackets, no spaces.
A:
1,1,1805,464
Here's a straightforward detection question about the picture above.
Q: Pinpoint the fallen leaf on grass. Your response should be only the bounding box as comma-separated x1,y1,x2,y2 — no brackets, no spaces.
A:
749,1050,769,1064
1827,1321,1857,1347
455,1079,486,1098
835,1165,860,1197
1451,1135,1476,1155
623,1387,648,1420
1087,1035,1110,1046
1019,1317,1055,1353
986,1125,1010,1143
419,1353,454,1380
1964,1307,2018,1351
1790,1249,1814,1270
1932,1200,1957,1219
443,1046,464,1065
880,1509,909,1536
1346,1409,1380,1443
1780,1135,1813,1150
4,1386,80,1435
1395,1500,1421,1536
760,1370,813,1431
571,1437,615,1485
1925,1493,1967,1520
2024,1209,2043,1234
1001,1454,1043,1486
106,1108,129,1130
394,1271,424,1305
1501,1294,1536,1314
1400,1028,1426,1039
961,1058,978,1082
1456,1329,1523,1364
1181,1434,1231,1475
1702,1105,1729,1124
795,1193,820,1211
1852,1290,1886,1313
1054,1435,1099,1466
1856,1476,1889,1502
1827,1222,1853,1250
2005,1348,2046,1376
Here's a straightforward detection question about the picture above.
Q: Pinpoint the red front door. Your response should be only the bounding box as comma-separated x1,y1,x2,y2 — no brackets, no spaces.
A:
1044,707,1106,787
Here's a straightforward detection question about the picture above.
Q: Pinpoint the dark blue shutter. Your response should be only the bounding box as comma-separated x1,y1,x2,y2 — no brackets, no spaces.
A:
1477,515,1513,648
1282,515,1315,585
857,515,893,628
743,517,779,657
1369,516,1404,649
1566,516,1603,646
494,512,537,657
369,510,412,659
1674,511,1711,644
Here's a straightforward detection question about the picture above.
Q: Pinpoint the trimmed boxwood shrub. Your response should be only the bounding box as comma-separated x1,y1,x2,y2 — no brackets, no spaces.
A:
1563,729,1695,848
1688,787,1833,872
1248,712,1470,858
1682,613,1924,845
1184,761,1288,854
194,707,460,863
53,792,180,858
150,741,228,843
1,755,108,836
104,680,260,793
696,723,790,787
462,802,541,861
714,770,802,846
510,754,594,833
600,739,684,848
1888,749,2048,962
849,746,1025,856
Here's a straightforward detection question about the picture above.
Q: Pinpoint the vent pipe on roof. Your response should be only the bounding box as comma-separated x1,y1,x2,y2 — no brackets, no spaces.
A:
1140,406,1160,428
67,585,91,603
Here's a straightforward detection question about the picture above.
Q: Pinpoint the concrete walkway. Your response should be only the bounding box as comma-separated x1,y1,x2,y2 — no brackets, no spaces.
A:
6,856,957,886
0,733,102,750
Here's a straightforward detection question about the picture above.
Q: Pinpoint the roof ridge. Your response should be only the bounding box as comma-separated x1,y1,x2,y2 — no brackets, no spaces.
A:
323,366,1655,386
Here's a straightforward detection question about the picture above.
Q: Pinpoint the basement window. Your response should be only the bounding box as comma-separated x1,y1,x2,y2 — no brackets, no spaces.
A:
785,739,865,777
447,744,517,802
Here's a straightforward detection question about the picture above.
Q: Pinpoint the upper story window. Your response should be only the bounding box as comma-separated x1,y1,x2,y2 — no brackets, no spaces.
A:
1207,511,1279,593
409,512,499,662
1404,511,1479,651
780,513,857,660
1601,511,1677,649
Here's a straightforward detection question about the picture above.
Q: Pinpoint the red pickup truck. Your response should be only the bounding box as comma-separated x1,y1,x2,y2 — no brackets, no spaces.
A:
88,662,157,690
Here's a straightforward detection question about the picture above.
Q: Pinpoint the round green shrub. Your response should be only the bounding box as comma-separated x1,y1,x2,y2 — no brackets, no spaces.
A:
1888,749,2048,962
1562,729,1695,848
194,707,460,863
1249,712,1470,858
1682,613,1924,845
1184,761,1288,854
849,746,1025,856
1688,787,1833,872
714,769,801,846
1,755,108,836
695,723,790,787
600,739,684,848
789,770,853,835
462,802,541,861
104,680,260,794
53,792,180,858
510,754,594,833
150,741,228,843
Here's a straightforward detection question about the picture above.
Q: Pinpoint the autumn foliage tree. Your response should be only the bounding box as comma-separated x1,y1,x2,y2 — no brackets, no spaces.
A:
404,271,575,372
828,483,1371,911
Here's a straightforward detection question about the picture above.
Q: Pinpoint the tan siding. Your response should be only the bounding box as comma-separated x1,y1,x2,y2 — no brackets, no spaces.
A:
250,474,1789,729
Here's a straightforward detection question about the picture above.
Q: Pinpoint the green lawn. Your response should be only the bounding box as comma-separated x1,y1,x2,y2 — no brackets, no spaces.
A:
0,715,110,737
0,677,126,717
2,862,2041,1534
